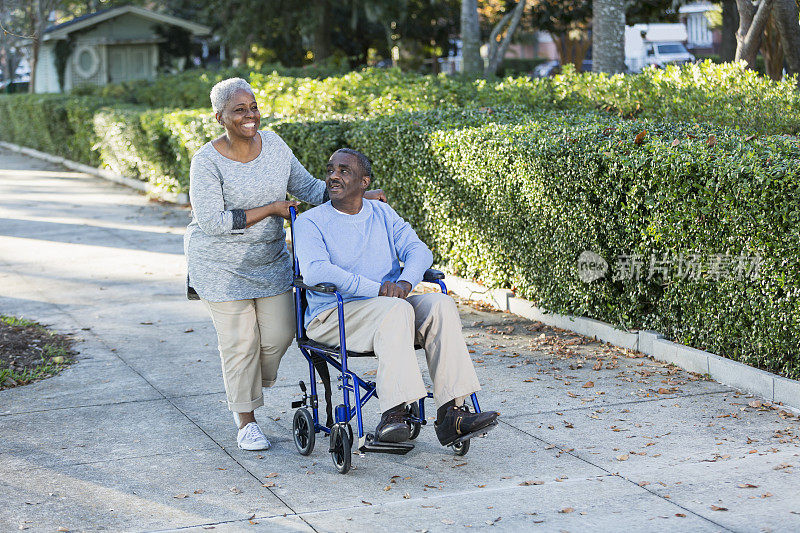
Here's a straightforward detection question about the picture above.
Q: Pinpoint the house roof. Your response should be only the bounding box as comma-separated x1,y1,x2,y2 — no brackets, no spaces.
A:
679,2,717,14
43,5,211,41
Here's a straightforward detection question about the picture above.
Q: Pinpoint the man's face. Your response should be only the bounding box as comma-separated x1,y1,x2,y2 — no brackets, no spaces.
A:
326,151,369,203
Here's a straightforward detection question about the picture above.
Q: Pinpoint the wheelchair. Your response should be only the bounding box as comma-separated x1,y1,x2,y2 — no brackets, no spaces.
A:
287,206,488,474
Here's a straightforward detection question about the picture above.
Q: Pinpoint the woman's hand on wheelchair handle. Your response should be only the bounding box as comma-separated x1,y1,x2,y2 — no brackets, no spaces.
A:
379,280,411,299
364,189,387,203
270,200,301,220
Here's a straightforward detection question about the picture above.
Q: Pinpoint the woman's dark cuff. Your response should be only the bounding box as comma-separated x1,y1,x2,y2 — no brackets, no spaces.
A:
322,189,330,203
231,209,247,230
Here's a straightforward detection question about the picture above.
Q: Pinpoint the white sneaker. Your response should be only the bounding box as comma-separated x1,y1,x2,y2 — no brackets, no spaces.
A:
237,422,271,451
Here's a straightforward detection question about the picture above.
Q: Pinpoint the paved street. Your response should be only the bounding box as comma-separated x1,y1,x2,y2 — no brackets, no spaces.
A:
1,147,799,533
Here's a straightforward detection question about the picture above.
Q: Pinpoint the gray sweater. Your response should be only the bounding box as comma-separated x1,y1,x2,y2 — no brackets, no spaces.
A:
184,130,326,302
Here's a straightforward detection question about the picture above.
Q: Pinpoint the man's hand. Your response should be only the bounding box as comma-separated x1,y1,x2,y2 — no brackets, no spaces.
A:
364,189,387,203
379,280,412,299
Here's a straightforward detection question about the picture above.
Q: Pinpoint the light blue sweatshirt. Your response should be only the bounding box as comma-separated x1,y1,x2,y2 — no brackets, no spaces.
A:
294,199,433,324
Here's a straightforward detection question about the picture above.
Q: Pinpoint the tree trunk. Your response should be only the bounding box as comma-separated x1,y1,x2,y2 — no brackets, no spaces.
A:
312,0,332,64
721,0,739,62
735,0,775,69
772,0,800,86
28,8,37,93
0,41,9,83
761,12,784,80
460,0,482,75
553,30,592,72
485,0,527,76
593,0,626,73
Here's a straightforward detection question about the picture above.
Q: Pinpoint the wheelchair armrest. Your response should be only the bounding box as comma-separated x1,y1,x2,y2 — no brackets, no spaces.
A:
423,269,445,281
293,277,338,294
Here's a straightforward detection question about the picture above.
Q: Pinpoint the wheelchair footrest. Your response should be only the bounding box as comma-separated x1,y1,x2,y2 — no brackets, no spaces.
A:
451,421,499,446
359,434,415,455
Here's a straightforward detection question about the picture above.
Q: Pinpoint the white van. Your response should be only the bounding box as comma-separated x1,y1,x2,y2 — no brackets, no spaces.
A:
625,23,695,73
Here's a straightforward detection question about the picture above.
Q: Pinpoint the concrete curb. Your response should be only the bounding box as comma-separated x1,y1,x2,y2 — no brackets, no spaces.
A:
0,141,188,205
445,274,800,411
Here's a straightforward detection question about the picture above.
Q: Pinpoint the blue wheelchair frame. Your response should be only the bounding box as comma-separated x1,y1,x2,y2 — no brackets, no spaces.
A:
288,206,482,473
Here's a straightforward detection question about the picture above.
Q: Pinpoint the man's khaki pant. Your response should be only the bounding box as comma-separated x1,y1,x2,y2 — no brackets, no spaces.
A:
203,291,295,413
306,293,480,412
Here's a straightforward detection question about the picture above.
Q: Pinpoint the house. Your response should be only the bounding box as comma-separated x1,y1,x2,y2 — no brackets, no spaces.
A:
31,6,210,93
679,2,720,56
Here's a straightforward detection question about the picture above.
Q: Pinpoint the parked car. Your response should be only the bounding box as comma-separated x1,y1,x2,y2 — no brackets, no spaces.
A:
0,76,30,93
625,24,695,72
532,60,593,77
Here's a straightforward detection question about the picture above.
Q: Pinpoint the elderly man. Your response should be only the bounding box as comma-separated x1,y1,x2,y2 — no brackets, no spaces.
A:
293,148,498,445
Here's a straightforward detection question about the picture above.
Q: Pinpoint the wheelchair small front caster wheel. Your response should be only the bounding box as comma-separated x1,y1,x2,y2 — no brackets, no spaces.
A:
406,402,422,440
453,438,470,456
330,423,352,474
293,408,315,456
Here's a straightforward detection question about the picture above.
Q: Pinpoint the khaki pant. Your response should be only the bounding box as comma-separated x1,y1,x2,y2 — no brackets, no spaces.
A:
306,293,480,412
203,291,295,412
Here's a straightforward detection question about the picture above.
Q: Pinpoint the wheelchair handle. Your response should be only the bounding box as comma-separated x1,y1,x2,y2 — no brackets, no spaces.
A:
294,277,338,294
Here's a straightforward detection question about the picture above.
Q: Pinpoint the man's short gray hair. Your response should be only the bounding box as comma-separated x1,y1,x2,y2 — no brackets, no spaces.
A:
209,77,253,114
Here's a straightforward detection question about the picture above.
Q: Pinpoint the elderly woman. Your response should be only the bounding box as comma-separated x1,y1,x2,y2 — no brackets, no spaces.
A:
184,77,384,450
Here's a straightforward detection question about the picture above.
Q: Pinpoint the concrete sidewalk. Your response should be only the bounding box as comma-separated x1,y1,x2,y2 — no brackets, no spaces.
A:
1,147,799,533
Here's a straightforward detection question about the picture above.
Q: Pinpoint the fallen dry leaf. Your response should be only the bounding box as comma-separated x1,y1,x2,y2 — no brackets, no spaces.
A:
634,131,647,145
559,507,575,514
173,493,188,499
707,135,717,147
519,480,544,486
737,483,758,489
264,472,279,478
582,381,594,388
362,500,372,505
710,505,728,511
262,482,276,488
229,487,242,494
616,454,629,461
670,139,680,148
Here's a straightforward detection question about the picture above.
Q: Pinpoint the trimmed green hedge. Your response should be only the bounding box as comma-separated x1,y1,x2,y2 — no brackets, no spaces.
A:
273,109,800,378
2,65,800,378
65,61,800,135
0,94,111,165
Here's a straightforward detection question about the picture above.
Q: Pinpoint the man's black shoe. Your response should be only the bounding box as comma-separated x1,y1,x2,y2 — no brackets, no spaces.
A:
434,404,499,446
375,404,411,443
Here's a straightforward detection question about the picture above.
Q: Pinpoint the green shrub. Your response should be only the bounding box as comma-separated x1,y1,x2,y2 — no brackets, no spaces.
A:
282,108,800,378
59,62,800,135
0,94,111,164
554,61,800,135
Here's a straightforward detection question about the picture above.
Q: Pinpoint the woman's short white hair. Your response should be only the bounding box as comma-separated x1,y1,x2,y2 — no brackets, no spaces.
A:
209,77,254,114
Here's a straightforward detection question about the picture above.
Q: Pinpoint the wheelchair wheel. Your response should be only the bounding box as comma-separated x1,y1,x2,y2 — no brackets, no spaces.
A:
406,402,422,440
453,438,470,456
293,408,315,456
330,423,352,474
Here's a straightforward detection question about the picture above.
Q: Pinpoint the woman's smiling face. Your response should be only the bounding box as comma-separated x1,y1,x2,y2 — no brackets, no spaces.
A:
218,89,260,139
